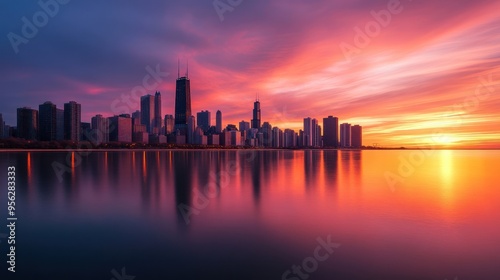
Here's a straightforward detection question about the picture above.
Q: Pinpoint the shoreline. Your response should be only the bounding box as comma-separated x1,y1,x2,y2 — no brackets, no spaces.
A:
1,147,499,152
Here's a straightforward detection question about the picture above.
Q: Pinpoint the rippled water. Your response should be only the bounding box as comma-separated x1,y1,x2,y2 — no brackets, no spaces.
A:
1,150,499,280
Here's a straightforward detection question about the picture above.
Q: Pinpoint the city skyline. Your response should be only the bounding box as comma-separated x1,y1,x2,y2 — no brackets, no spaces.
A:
2,1,500,148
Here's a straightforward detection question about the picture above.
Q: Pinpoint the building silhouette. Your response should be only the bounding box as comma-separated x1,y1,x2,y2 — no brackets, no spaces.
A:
239,120,250,132
340,123,351,148
251,100,261,129
303,117,313,147
56,109,64,140
140,94,155,134
17,107,38,140
197,110,211,133
154,91,162,134
323,116,339,148
351,125,362,148
91,114,109,144
216,110,222,133
174,66,192,135
38,101,57,141
64,101,81,142
109,115,132,142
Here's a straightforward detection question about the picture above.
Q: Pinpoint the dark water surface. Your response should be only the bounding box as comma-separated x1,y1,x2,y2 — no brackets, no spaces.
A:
1,150,499,280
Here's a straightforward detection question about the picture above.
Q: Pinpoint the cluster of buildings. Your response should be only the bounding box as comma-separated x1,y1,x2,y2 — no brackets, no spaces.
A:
0,69,363,148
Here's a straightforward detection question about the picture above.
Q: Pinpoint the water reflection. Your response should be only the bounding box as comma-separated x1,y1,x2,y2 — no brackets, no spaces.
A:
1,150,499,280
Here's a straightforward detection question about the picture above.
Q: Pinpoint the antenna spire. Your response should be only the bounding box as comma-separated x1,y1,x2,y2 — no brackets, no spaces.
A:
177,58,180,79
186,59,189,78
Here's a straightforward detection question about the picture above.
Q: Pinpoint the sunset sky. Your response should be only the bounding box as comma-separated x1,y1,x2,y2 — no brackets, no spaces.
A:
1,0,500,148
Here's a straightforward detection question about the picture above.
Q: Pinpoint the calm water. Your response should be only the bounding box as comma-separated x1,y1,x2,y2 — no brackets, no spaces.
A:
1,150,499,280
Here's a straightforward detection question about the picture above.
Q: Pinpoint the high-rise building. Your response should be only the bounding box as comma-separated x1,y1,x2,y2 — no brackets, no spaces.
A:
174,70,192,134
164,114,174,135
261,122,273,147
17,107,38,140
197,110,211,132
340,123,351,148
239,120,250,132
216,110,222,133
80,122,91,141
303,117,313,147
38,101,57,141
91,114,109,144
64,101,81,142
323,116,339,148
56,109,64,140
251,100,261,129
140,94,155,134
312,118,320,147
284,129,297,148
154,91,162,134
272,127,282,148
109,115,132,142
0,113,4,139
351,125,362,148
187,115,196,144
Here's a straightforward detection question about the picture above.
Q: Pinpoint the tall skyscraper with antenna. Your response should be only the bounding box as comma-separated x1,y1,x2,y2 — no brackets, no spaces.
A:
174,60,192,135
154,91,162,134
251,97,261,129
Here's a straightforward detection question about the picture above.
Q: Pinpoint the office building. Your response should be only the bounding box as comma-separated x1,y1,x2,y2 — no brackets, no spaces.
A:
197,110,211,132
187,115,196,144
91,114,109,144
303,117,313,147
251,100,261,129
17,107,38,140
174,67,192,134
340,123,351,148
64,101,81,142
239,120,250,132
351,125,362,148
323,116,339,148
154,91,162,134
141,94,155,134
109,115,132,143
56,109,64,140
216,110,222,133
38,101,57,141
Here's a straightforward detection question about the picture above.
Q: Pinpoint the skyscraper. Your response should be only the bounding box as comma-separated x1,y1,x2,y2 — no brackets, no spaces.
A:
187,115,196,144
323,116,339,148
303,117,313,147
239,120,250,132
39,101,57,141
17,107,38,140
154,91,162,134
197,110,211,132
64,101,81,142
174,68,192,134
311,118,320,147
56,109,64,140
91,114,109,144
251,100,261,129
141,94,155,134
340,123,351,148
216,110,222,133
351,125,362,148
109,115,132,143
164,114,174,135
261,122,273,147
